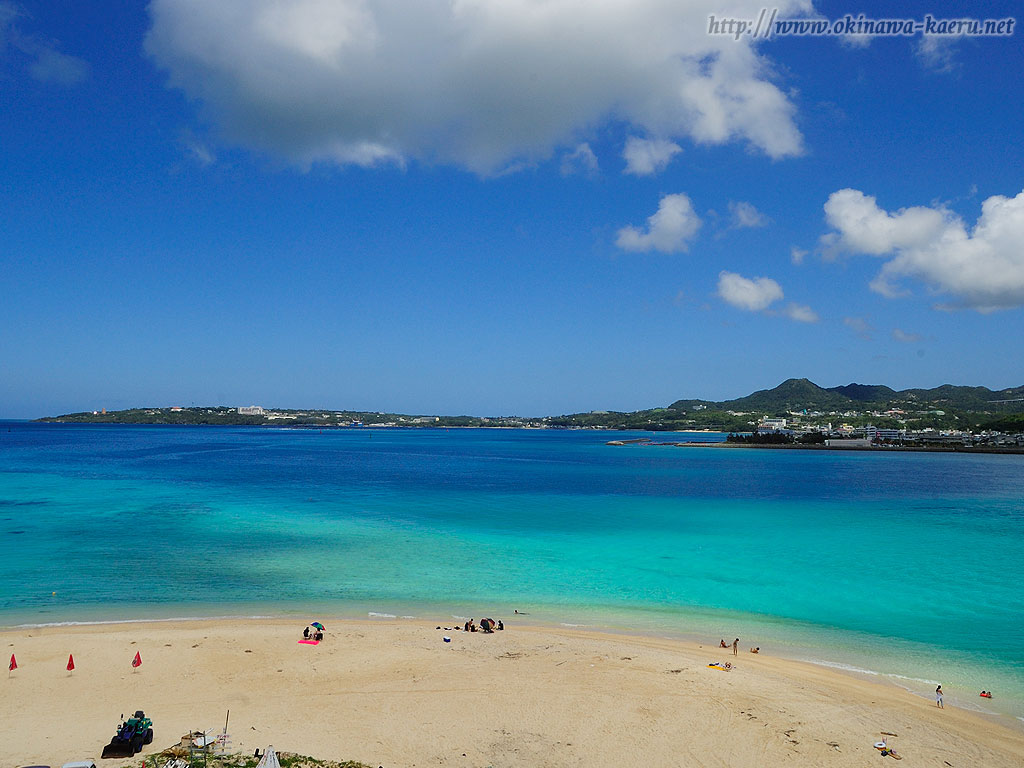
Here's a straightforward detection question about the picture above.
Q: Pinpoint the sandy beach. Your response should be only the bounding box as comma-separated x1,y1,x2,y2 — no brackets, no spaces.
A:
2,619,1022,768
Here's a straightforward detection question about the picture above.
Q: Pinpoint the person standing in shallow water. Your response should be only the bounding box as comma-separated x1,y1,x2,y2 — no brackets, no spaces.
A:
733,638,739,656
936,685,944,708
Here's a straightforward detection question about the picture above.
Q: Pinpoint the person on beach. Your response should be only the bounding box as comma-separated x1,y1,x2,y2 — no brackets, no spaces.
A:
733,638,739,656
303,626,310,639
497,620,503,630
719,639,728,648
936,684,944,708
750,647,759,653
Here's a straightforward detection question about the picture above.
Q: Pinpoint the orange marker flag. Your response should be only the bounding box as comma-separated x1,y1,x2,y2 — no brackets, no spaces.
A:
132,651,142,668
8,654,16,672
67,654,75,672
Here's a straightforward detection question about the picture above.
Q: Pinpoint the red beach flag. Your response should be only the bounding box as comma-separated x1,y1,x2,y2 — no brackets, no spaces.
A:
8,654,16,671
67,654,75,671
132,651,142,668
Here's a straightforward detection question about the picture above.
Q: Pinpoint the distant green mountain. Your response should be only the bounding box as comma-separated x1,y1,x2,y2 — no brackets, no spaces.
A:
827,383,897,402
727,378,852,412
669,378,1024,414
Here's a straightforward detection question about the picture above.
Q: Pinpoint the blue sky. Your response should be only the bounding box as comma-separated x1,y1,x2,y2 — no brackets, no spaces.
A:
1,0,1022,418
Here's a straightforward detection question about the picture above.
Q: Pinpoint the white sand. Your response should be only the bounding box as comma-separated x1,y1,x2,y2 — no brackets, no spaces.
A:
2,618,1022,767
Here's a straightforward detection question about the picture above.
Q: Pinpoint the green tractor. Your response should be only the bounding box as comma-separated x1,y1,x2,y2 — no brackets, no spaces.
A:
100,710,153,759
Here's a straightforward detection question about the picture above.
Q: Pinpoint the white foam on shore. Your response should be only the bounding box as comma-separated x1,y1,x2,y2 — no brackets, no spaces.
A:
12,618,276,626
797,657,939,686
560,622,590,628
367,612,397,618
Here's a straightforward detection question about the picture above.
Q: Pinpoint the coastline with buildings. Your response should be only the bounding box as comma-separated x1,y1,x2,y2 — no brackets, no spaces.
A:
33,378,1024,451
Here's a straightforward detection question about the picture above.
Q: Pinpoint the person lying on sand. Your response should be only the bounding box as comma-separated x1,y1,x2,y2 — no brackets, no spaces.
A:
750,647,759,653
719,639,728,648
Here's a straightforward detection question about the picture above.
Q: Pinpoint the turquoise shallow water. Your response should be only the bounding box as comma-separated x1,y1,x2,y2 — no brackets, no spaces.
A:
1,422,1022,722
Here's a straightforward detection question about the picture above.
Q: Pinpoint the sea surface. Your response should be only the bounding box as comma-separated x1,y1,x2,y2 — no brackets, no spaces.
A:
1,422,1022,722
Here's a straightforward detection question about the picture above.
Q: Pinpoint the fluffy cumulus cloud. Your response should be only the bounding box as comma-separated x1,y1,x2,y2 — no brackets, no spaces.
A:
728,200,769,228
622,137,682,176
144,0,808,173
822,187,1024,311
616,193,701,253
716,271,783,311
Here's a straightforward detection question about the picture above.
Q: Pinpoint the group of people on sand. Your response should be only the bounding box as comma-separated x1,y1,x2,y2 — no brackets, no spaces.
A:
302,626,324,642
462,617,504,633
719,638,758,655
438,618,505,633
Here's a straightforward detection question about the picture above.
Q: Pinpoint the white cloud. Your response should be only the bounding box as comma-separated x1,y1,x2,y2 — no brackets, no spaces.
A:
822,187,1024,311
560,142,598,177
843,316,872,340
781,302,818,323
790,246,807,265
716,271,783,311
183,137,216,166
622,137,682,176
0,2,89,86
840,32,873,49
728,200,769,229
822,188,949,256
616,193,701,253
892,328,922,343
916,35,959,73
144,0,808,174
28,46,89,84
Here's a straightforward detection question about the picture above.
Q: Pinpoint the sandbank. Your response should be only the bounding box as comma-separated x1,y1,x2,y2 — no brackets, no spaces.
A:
2,618,1022,767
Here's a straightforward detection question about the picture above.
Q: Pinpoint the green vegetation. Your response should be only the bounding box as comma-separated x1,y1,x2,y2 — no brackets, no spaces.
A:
35,378,1024,433
668,378,1024,416
980,413,1024,432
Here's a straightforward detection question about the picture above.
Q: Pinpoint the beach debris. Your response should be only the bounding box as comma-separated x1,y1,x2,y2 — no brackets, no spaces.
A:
880,732,898,737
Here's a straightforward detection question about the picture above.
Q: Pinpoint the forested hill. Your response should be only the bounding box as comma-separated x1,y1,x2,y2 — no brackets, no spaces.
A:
668,378,1024,414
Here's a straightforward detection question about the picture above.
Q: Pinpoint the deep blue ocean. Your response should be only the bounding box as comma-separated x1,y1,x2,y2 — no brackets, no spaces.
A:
1,422,1022,721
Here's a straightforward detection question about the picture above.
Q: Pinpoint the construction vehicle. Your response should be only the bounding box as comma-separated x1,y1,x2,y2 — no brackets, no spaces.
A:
100,711,153,758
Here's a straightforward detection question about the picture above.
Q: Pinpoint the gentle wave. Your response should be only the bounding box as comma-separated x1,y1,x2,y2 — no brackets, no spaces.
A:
12,614,276,629
797,657,940,686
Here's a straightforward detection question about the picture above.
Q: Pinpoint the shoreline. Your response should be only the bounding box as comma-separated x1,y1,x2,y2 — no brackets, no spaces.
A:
618,440,1024,455
3,617,1022,768
5,599,1021,724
